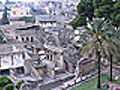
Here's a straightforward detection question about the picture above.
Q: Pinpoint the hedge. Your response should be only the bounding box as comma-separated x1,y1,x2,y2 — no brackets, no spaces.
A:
5,84,14,90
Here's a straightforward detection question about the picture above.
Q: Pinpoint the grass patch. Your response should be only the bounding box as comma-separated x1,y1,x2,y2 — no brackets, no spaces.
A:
111,80,120,86
71,74,109,90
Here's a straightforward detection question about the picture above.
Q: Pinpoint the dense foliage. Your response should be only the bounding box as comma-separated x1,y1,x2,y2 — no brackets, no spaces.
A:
70,0,120,28
5,84,14,90
0,76,14,90
0,87,3,90
16,81,23,89
0,76,12,89
81,18,120,84
81,18,120,60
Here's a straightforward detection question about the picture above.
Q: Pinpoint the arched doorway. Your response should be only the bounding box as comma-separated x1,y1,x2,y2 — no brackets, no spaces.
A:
64,60,69,72
16,36,18,40
22,37,24,42
31,37,33,42
26,37,29,41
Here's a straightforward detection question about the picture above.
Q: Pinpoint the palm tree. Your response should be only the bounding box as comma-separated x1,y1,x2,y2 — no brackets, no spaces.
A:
81,18,120,88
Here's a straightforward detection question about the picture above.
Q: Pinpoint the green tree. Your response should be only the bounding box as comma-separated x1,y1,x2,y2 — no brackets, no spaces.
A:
70,0,120,28
1,7,9,25
95,5,112,19
115,14,120,27
81,18,120,88
70,15,86,29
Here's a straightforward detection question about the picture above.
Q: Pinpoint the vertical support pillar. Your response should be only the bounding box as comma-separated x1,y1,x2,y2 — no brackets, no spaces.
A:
48,50,50,61
52,53,55,62
0,57,2,75
11,55,14,66
0,59,1,67
49,51,51,61
34,47,37,54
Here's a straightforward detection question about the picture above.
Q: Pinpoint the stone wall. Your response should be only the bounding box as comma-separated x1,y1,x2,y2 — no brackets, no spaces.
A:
38,74,74,90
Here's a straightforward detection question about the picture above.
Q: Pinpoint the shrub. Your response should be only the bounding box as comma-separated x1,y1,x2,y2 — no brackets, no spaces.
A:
5,84,14,90
0,87,3,90
0,81,3,87
0,76,11,84
16,81,22,89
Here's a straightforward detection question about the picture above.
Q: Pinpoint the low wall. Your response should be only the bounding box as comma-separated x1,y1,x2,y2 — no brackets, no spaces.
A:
39,74,75,90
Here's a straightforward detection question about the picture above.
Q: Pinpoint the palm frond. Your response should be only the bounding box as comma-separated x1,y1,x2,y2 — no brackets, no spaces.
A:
80,18,120,61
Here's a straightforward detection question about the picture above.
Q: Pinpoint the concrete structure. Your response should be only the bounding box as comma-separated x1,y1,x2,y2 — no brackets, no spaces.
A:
0,15,80,90
10,6,32,18
0,44,25,76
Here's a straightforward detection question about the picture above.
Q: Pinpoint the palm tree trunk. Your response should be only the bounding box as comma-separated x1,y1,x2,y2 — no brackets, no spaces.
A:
110,53,113,81
97,50,101,88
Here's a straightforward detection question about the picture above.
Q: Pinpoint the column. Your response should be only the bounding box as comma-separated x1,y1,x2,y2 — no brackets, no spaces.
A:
47,50,49,60
0,58,1,67
22,52,25,59
52,53,55,61
45,50,48,60
11,55,14,66
49,51,51,61
0,57,1,75
34,47,37,54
